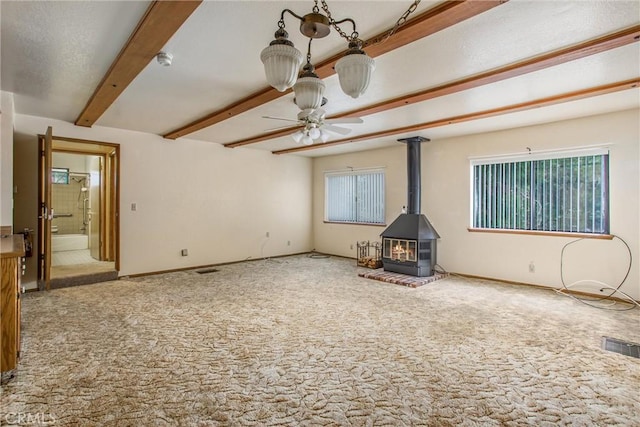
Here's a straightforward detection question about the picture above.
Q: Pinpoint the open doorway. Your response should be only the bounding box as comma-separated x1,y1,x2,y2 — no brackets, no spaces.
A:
38,133,120,289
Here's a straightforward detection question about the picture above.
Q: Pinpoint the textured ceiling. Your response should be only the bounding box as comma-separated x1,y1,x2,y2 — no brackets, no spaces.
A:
1,0,639,157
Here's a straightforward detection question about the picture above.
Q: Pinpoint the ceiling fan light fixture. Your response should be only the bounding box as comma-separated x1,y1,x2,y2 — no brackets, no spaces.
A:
297,108,318,121
319,129,330,143
301,134,314,145
335,40,375,98
291,130,304,143
308,126,321,139
261,28,303,92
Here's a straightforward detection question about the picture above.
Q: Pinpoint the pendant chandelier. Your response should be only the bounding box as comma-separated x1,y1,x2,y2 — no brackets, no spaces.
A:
260,0,377,109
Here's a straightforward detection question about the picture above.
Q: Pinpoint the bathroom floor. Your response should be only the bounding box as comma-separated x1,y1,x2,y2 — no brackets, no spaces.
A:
52,249,96,266
51,249,116,279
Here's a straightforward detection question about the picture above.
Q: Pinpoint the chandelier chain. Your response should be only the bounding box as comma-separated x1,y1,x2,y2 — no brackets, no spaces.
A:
319,0,354,41
365,0,420,47
320,0,421,44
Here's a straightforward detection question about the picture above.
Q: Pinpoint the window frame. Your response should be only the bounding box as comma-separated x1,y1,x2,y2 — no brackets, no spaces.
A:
324,167,386,226
51,167,70,185
469,146,611,238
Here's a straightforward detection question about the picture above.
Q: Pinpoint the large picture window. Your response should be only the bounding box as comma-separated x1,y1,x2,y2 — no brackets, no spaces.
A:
472,149,609,234
325,169,385,225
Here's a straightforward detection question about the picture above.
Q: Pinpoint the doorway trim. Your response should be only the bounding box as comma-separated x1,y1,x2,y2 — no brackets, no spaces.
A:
37,134,120,289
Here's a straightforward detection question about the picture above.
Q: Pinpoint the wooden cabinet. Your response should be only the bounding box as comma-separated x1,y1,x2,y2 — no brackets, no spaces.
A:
1,234,24,378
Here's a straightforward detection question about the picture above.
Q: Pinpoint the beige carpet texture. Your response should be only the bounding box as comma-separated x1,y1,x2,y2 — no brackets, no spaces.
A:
1,255,639,426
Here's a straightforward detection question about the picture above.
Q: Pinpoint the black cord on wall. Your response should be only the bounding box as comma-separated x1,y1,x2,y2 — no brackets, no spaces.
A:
558,235,637,311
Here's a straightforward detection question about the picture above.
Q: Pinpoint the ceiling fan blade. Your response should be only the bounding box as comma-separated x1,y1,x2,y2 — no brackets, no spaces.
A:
322,124,352,135
263,124,299,132
325,117,363,124
262,115,300,123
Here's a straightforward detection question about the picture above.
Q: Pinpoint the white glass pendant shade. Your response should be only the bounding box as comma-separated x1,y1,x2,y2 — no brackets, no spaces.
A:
335,53,375,98
261,44,303,92
319,129,330,143
301,134,314,145
293,76,326,110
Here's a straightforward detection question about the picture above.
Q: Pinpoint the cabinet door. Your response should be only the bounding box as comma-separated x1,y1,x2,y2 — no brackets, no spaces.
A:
16,258,21,359
1,258,18,372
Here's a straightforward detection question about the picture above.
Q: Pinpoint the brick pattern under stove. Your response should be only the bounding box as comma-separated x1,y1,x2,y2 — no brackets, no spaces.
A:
358,270,448,288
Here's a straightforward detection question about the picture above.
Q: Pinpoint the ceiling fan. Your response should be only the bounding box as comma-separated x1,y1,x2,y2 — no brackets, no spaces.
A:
263,108,363,145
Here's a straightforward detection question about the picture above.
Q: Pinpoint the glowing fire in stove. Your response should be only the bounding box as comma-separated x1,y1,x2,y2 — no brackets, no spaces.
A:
392,242,412,261
384,238,417,263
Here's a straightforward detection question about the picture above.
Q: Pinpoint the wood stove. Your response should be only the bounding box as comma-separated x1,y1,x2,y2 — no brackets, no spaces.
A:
381,136,439,277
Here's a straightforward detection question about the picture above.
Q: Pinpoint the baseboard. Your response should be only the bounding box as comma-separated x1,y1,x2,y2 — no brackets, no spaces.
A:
453,272,640,305
310,252,356,261
122,251,312,279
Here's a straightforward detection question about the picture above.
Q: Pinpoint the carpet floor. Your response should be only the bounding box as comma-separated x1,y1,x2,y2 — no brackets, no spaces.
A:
1,255,639,426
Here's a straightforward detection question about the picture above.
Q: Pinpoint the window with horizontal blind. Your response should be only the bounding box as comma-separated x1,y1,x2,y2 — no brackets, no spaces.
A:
471,149,609,234
325,169,385,225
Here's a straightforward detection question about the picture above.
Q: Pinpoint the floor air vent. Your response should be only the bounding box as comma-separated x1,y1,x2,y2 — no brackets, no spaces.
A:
602,337,640,359
195,268,219,274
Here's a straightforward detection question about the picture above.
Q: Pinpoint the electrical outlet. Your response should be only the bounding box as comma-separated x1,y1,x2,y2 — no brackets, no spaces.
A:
131,203,137,211
266,231,270,238
529,261,535,273
350,244,354,250
181,249,188,256
287,240,291,246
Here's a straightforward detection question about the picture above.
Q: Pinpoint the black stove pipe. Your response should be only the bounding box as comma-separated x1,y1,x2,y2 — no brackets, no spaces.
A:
398,136,430,215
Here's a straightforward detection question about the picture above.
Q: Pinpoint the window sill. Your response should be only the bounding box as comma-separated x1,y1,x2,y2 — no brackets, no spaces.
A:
467,228,613,240
324,221,387,227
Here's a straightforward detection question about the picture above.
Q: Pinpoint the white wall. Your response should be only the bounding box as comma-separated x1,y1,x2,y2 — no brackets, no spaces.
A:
313,109,640,300
1,91,15,229
13,114,313,283
52,152,89,173
311,147,407,254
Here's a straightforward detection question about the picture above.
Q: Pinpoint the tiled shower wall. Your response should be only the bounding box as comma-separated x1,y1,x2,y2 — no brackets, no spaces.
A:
52,178,89,234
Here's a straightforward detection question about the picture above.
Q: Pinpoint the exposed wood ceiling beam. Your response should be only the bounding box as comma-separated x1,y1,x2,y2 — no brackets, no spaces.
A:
313,0,508,80
226,24,640,149
163,0,506,140
331,25,640,119
229,125,305,147
75,1,202,127
272,78,639,155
